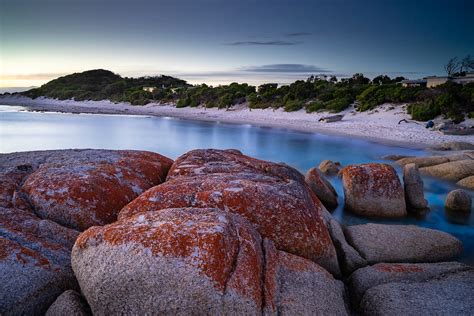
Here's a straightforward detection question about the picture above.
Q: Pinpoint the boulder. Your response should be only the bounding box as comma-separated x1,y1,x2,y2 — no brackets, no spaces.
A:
0,165,33,208
46,290,91,316
348,262,471,306
119,149,339,275
419,159,474,182
402,163,428,211
0,207,80,315
359,269,474,315
318,160,341,176
305,167,338,210
326,217,367,275
396,153,470,168
263,240,349,315
341,163,406,218
344,224,463,264
73,208,265,315
431,141,474,151
382,154,410,161
445,189,472,213
8,149,173,230
457,175,474,190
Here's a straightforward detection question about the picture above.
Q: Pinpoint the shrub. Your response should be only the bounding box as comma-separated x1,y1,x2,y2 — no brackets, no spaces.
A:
306,101,325,113
325,97,352,112
407,101,441,121
284,99,304,112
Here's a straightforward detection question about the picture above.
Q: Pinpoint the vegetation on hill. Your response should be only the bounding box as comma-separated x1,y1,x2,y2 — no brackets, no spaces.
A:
19,69,474,122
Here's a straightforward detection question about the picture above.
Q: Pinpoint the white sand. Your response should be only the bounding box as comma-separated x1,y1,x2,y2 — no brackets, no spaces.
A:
1,95,473,149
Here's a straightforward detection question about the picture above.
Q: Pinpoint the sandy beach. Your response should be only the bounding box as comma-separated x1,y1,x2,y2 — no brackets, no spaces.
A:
1,95,473,149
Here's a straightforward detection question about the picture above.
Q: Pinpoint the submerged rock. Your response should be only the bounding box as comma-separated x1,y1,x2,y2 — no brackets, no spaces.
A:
359,269,474,315
344,224,463,264
445,189,472,213
318,160,341,176
46,290,91,316
403,163,429,212
341,163,406,218
305,167,338,210
457,175,474,190
120,149,339,275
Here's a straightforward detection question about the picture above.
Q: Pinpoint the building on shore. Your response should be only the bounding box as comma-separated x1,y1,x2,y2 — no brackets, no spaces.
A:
400,72,474,88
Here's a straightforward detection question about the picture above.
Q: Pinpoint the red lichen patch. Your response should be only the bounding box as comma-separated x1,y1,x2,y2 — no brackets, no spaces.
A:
76,208,263,304
0,237,51,269
16,150,173,231
119,173,333,265
373,263,424,273
341,163,403,199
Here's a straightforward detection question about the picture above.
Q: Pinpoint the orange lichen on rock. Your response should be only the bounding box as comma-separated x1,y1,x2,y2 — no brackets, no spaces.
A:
13,150,173,231
119,149,339,274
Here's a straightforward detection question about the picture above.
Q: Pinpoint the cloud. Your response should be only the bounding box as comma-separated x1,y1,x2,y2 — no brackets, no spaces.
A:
224,40,302,46
240,64,331,73
285,32,313,37
0,73,65,80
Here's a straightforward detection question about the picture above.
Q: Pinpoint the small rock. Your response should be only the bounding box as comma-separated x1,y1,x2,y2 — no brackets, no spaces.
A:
344,223,463,264
359,269,474,315
348,262,471,307
382,154,410,161
305,167,338,210
457,175,474,190
46,290,91,316
403,163,429,212
341,163,406,218
319,160,341,176
445,189,472,213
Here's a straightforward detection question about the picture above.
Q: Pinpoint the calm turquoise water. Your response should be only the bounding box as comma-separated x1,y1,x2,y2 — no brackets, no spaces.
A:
1,105,473,263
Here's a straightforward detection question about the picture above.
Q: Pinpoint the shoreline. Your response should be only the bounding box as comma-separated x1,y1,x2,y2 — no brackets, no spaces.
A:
1,95,473,149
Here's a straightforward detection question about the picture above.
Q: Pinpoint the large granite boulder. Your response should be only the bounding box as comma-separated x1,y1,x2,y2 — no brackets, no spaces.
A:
6,149,173,231
0,165,33,208
431,141,474,151
119,149,339,275
263,240,349,315
359,269,474,315
73,208,265,314
445,189,472,213
0,207,79,315
419,159,474,182
46,290,91,316
396,154,469,168
344,224,463,264
457,175,474,190
305,167,338,210
348,262,471,306
341,163,406,218
318,160,341,176
403,163,428,212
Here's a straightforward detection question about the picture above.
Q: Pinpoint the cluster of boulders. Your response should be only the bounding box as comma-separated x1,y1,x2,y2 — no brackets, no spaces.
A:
0,148,472,315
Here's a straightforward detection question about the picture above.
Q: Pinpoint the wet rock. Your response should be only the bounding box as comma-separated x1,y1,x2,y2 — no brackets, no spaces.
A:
341,163,406,218
431,141,474,151
46,290,91,316
73,208,265,315
419,159,474,182
457,175,474,190
348,262,471,306
305,167,338,210
319,160,341,176
359,269,474,315
120,149,339,275
7,149,173,231
344,224,462,264
445,189,472,213
403,163,429,212
0,207,79,315
396,153,470,168
263,240,349,315
326,218,367,275
382,154,410,161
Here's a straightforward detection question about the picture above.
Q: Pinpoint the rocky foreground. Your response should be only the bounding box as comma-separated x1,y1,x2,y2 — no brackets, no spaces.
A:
0,149,472,315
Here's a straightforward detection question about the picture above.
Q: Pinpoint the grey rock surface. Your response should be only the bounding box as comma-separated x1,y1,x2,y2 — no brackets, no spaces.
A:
403,163,429,211
46,290,91,316
305,167,338,210
420,159,474,182
318,160,341,176
344,223,463,264
445,189,472,213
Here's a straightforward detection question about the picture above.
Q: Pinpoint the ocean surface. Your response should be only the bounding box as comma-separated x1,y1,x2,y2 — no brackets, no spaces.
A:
1,104,473,263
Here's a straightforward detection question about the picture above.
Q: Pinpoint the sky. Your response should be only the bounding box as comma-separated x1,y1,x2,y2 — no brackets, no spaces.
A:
1,0,473,88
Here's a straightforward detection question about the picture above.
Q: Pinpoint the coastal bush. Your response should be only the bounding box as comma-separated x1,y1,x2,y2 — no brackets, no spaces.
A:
306,101,325,113
284,99,304,112
325,97,353,112
407,101,441,121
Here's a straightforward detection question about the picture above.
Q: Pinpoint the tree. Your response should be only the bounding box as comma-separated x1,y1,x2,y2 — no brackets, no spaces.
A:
350,73,370,85
372,75,391,85
329,76,337,83
444,57,460,76
461,55,474,72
